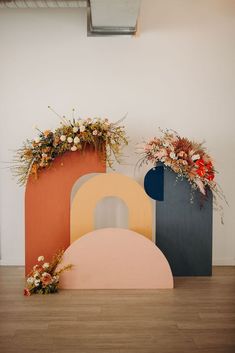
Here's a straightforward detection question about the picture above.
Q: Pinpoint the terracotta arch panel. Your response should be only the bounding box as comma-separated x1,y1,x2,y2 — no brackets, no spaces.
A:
71,173,153,243
25,148,105,274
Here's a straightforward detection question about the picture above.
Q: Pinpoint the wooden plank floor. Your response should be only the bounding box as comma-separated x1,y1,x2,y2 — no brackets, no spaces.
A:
0,266,235,353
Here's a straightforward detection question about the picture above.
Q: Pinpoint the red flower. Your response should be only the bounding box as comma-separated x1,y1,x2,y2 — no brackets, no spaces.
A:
206,161,213,170
196,167,206,177
206,173,215,181
24,288,31,296
195,159,205,167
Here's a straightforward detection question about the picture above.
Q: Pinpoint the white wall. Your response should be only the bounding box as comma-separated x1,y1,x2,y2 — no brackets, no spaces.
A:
0,0,235,266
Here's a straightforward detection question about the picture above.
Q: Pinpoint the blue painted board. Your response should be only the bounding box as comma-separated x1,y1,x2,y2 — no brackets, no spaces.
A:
145,163,213,276
144,166,164,201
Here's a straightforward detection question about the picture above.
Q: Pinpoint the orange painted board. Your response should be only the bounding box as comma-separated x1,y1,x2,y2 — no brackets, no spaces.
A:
25,148,105,275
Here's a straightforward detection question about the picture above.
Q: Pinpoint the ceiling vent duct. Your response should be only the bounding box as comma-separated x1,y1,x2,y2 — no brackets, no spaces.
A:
88,0,141,36
0,0,141,36
0,1,87,8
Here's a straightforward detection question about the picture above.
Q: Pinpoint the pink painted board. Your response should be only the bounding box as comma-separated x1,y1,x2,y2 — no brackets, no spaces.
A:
59,228,173,289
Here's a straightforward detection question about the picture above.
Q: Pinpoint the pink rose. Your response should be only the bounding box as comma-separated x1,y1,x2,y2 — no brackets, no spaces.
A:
154,149,167,160
41,273,52,287
144,144,152,152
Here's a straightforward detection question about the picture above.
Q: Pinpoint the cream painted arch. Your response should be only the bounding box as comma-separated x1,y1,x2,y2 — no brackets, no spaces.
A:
71,173,153,243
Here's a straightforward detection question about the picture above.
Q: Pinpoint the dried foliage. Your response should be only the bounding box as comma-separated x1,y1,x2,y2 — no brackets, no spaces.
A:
138,128,227,222
12,111,128,185
24,250,72,296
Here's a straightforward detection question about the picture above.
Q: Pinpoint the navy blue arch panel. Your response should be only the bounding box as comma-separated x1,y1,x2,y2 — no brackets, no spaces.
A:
144,166,164,201
155,166,213,276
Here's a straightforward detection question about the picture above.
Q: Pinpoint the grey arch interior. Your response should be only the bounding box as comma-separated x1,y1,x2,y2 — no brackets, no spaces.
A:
94,196,128,230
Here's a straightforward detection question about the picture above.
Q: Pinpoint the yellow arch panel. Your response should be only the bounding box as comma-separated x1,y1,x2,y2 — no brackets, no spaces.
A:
71,173,153,243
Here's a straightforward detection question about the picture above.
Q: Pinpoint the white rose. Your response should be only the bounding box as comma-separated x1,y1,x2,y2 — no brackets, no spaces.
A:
73,136,80,144
27,277,34,284
67,137,73,143
71,145,77,152
42,263,49,269
60,135,66,142
192,154,200,161
42,272,48,277
38,256,44,262
169,152,177,160
73,126,79,133
80,125,85,132
53,275,59,283
34,279,40,286
92,130,98,136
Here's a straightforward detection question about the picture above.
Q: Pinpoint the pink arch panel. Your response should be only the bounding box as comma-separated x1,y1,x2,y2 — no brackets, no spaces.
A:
25,149,105,274
59,228,174,289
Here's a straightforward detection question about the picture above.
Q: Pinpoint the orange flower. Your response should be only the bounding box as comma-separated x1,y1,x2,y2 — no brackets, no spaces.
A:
24,149,33,158
42,147,51,153
53,136,60,145
43,130,51,137
188,167,197,179
33,264,43,273
31,164,38,178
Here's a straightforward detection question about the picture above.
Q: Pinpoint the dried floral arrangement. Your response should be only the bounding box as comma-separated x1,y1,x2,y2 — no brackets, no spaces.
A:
138,129,227,221
12,108,128,185
24,250,72,296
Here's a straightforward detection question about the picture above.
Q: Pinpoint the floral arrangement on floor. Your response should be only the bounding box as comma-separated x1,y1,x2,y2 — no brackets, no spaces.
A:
138,128,227,220
24,250,72,296
12,108,128,185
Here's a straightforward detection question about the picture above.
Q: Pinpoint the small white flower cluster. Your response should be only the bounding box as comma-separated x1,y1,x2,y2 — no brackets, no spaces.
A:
34,279,40,286
59,135,81,152
27,276,40,286
191,154,200,161
27,277,34,284
52,275,59,283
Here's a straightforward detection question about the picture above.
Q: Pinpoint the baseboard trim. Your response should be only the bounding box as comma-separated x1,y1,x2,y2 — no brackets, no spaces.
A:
0,259,24,266
213,258,235,266
1,259,235,266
